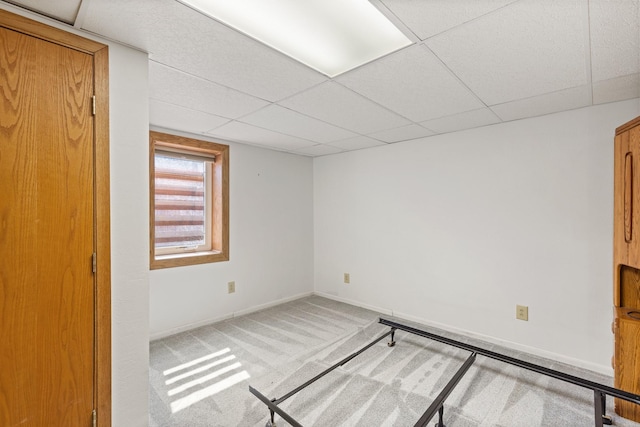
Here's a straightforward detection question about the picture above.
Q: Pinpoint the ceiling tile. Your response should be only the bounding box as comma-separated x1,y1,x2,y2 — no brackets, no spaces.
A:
328,136,386,151
380,0,518,40
5,0,80,23
368,124,435,143
290,144,344,157
205,121,316,151
589,0,640,82
337,44,484,122
82,0,327,101
149,62,268,119
239,105,356,143
278,82,411,134
426,0,589,105
149,100,230,134
593,73,640,105
421,108,501,134
490,85,591,122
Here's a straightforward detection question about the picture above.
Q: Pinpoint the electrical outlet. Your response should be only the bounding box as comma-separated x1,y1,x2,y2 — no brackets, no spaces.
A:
516,305,528,321
343,273,350,284
228,281,235,294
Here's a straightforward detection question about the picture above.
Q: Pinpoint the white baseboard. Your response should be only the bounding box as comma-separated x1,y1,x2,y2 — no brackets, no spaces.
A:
313,292,613,377
312,291,394,316
233,291,313,317
392,310,613,376
150,291,313,341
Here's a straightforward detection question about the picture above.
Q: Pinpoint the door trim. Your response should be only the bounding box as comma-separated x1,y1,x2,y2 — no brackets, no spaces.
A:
0,9,112,426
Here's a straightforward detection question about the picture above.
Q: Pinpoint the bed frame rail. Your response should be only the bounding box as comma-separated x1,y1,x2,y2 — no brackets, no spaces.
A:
380,317,640,427
249,318,640,427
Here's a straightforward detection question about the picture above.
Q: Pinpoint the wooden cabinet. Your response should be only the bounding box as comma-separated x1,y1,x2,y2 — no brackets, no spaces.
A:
614,115,640,421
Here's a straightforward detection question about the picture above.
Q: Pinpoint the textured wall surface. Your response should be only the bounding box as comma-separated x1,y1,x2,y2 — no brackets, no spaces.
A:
108,43,151,426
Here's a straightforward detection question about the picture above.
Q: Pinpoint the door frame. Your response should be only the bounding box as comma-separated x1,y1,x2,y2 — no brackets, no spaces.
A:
0,9,112,426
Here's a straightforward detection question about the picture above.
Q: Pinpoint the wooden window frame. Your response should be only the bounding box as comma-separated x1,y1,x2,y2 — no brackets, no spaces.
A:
150,131,229,269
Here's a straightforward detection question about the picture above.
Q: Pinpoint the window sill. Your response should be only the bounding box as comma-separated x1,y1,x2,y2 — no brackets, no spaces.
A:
150,250,229,270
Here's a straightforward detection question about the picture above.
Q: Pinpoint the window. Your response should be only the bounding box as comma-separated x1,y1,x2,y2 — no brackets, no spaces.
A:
150,131,229,269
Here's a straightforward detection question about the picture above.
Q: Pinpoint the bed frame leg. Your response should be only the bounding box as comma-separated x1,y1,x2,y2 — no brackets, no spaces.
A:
594,391,612,427
388,328,396,347
265,407,276,427
434,405,445,427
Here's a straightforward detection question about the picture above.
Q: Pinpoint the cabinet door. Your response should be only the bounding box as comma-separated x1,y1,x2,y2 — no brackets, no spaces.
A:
614,308,640,422
614,119,640,304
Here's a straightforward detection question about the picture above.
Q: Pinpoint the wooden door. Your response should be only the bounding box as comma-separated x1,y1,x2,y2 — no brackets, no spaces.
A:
0,25,96,426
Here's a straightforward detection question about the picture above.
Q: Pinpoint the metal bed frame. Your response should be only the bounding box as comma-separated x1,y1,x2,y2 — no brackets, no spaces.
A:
249,318,640,427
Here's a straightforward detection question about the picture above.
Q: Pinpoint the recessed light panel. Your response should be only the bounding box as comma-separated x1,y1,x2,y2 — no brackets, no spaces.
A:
178,0,412,77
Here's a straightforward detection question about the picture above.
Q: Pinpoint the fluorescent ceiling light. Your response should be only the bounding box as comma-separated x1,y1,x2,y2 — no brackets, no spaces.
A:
177,0,412,77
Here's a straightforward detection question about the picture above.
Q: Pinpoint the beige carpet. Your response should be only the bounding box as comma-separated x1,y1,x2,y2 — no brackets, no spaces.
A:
149,295,640,426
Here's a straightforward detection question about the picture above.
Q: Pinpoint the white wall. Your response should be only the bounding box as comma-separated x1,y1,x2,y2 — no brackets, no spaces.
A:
314,99,640,373
0,4,152,425
149,131,314,338
108,44,150,426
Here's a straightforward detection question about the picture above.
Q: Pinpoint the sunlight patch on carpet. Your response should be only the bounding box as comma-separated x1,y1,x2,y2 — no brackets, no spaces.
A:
170,370,251,413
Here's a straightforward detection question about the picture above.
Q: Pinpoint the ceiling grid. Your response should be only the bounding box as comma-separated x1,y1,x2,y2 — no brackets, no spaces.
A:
5,0,639,156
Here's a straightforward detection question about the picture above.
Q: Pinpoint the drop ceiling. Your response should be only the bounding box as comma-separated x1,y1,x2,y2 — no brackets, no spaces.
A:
3,0,640,156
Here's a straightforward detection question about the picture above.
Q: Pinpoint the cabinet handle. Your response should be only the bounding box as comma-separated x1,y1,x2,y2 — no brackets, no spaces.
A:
625,152,633,242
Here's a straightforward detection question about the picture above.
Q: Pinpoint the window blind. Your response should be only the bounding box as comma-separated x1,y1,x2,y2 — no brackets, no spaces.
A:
154,154,207,249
